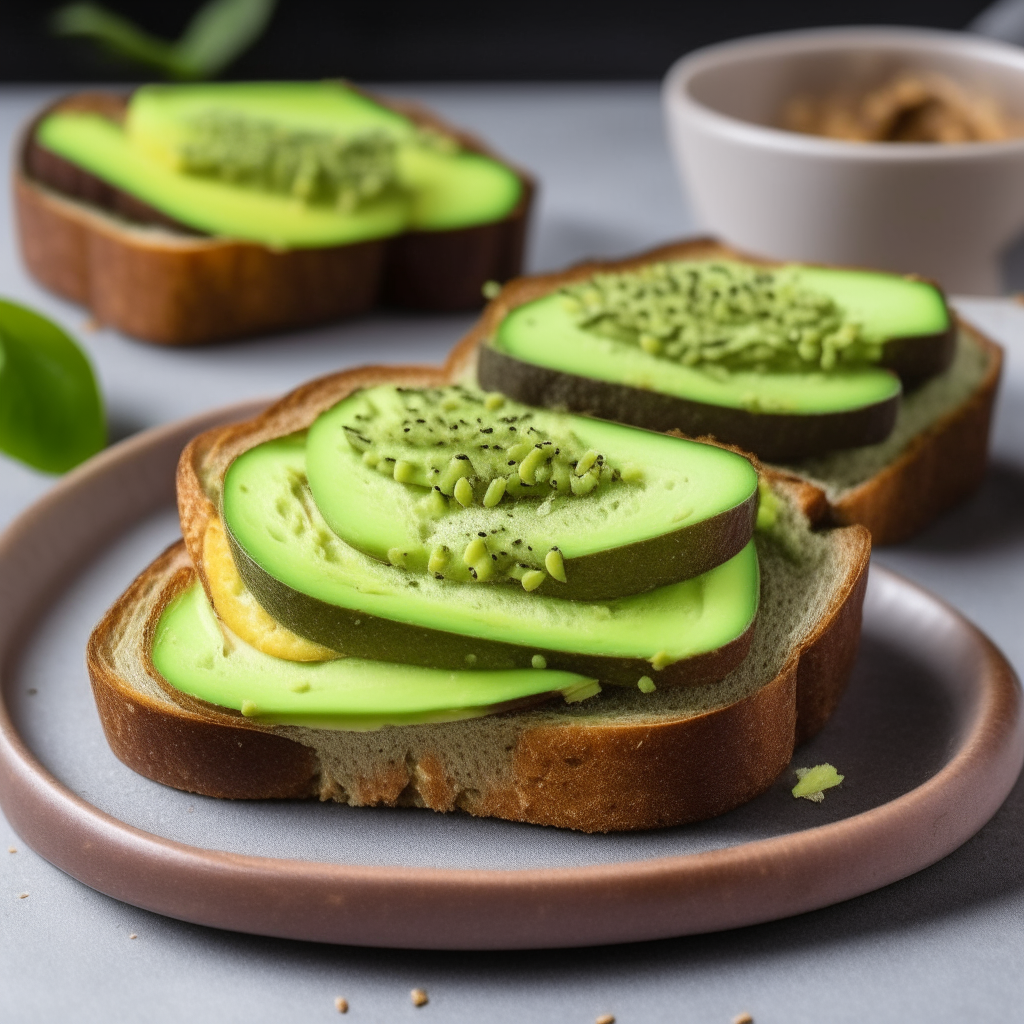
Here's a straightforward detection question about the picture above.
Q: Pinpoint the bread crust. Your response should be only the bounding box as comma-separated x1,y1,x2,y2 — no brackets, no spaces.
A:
826,318,1002,543
86,544,320,799
14,90,534,344
459,236,1002,544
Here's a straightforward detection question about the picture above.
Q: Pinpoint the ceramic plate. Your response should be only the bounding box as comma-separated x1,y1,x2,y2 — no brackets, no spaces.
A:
0,407,1020,950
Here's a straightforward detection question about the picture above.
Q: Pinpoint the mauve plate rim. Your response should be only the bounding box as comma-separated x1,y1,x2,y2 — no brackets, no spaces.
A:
0,404,1020,950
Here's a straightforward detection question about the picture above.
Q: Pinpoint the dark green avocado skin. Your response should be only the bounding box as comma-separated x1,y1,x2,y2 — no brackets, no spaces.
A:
536,493,758,600
477,344,902,462
227,529,756,689
880,327,957,390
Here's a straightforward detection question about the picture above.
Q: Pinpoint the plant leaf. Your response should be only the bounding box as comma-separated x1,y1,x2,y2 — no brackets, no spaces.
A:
51,2,198,79
175,0,277,78
0,301,106,474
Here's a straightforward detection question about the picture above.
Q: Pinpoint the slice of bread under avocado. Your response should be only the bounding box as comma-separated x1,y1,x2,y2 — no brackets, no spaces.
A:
16,83,533,345
472,238,1002,544
87,356,869,833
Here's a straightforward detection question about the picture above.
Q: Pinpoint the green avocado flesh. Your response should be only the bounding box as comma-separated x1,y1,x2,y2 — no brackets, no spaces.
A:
304,385,758,599
221,434,760,682
493,290,902,416
35,82,522,247
794,267,948,346
152,580,598,730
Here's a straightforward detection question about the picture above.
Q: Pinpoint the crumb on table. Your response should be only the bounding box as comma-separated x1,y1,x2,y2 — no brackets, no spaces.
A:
411,988,429,1007
334,996,348,1013
596,1015,616,1024
733,1013,755,1024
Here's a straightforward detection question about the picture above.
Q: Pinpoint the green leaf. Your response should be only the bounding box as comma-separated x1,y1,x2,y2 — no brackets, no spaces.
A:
175,0,277,78
51,3,198,79
0,301,106,474
51,0,277,80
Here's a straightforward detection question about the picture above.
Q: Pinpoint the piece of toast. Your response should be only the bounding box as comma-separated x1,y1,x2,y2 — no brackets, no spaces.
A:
464,237,1003,545
15,90,534,345
85,356,870,833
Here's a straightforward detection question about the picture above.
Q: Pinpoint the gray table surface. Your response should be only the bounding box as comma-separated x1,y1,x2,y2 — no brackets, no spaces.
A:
0,83,1022,1024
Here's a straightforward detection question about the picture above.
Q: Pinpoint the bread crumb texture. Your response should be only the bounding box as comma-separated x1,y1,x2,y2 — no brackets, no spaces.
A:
733,1013,755,1024
411,988,429,1007
596,1015,616,1024
786,328,990,496
17,892,28,899
334,996,349,1013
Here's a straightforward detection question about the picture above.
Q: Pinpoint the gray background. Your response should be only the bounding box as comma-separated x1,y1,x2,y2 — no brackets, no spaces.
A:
1,84,1023,1022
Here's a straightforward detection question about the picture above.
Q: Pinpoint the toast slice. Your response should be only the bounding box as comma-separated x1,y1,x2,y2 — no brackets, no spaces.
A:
15,90,533,345
465,237,1002,545
88,490,868,833
82,358,870,833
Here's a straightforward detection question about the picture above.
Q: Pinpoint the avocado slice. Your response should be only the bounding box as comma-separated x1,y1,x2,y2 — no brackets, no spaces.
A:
220,435,760,688
34,82,522,247
153,579,599,730
304,384,758,600
479,261,953,461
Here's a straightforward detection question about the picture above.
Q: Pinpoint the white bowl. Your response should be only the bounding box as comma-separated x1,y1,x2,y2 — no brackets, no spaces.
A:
663,26,1024,294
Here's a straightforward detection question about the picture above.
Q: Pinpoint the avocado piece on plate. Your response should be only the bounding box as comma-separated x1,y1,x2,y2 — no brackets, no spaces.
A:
478,259,953,461
303,384,758,600
220,433,760,688
34,82,523,248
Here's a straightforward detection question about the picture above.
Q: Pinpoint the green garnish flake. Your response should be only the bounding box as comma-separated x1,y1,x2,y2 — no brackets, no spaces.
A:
176,112,399,210
637,675,656,693
792,763,844,802
561,260,883,373
755,478,780,532
339,385,626,511
649,650,673,671
0,299,106,473
320,383,671,593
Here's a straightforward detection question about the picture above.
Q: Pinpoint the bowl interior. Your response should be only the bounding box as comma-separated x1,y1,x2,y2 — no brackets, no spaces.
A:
683,32,1024,132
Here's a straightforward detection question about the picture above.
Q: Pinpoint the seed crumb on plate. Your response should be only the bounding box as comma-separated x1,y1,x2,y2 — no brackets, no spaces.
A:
411,988,429,1007
17,892,28,899
596,1015,616,1024
334,996,348,1013
733,1013,754,1024
8,847,16,854
129,933,137,940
